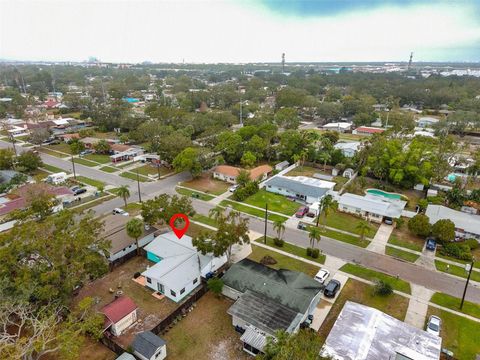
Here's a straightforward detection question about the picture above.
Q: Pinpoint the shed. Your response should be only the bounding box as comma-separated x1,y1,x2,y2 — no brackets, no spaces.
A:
342,168,354,179
132,331,167,360
275,161,289,171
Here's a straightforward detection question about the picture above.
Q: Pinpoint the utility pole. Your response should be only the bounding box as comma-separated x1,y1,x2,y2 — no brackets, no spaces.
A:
239,95,243,126
9,134,17,157
282,53,285,73
71,154,77,179
264,203,268,244
136,169,142,203
460,259,475,309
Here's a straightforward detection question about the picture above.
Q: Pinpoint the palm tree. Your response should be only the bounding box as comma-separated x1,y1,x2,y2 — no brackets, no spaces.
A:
356,220,372,242
208,206,225,223
273,220,285,241
319,195,337,230
317,151,331,171
117,185,130,207
308,226,322,249
126,217,144,255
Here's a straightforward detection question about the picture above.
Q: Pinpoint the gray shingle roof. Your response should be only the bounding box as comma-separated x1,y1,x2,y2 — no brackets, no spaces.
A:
264,176,329,199
132,331,166,359
222,259,322,314
425,204,480,235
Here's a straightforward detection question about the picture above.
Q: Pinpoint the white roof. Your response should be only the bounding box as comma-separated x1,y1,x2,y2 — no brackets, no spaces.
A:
53,119,69,125
334,142,361,151
287,176,336,190
323,122,352,130
417,117,439,123
425,205,480,236
339,193,406,218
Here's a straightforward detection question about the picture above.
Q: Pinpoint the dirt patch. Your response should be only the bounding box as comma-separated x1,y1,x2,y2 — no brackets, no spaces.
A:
181,173,230,195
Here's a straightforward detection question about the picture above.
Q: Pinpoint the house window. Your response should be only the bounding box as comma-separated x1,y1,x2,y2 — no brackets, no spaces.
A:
146,277,152,284
158,283,164,293
193,278,198,285
170,290,176,297
180,288,185,295
155,350,162,358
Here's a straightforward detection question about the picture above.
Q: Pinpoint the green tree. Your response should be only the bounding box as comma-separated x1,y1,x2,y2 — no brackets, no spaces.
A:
126,217,144,255
0,148,15,169
193,210,249,264
117,185,130,207
140,194,195,226
273,220,286,241
431,219,455,243
93,139,111,154
16,151,43,173
69,138,85,155
356,220,371,242
408,214,431,237
173,147,203,178
274,107,300,129
308,226,322,249
319,195,337,230
207,278,224,296
236,169,250,186
241,151,257,168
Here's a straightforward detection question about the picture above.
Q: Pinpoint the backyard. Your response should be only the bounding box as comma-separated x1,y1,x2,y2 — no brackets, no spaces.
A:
242,189,299,216
318,279,409,344
162,292,248,360
181,173,230,195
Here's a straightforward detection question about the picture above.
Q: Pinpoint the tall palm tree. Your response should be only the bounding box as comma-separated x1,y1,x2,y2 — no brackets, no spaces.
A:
319,195,337,230
308,226,322,249
126,217,144,255
117,185,130,207
318,151,331,171
208,206,225,223
273,220,285,241
356,220,371,242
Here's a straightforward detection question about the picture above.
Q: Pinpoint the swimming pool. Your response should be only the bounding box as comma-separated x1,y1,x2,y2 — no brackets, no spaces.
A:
366,189,403,200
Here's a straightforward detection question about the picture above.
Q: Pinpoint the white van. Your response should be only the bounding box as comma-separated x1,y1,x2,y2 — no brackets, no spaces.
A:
46,172,68,185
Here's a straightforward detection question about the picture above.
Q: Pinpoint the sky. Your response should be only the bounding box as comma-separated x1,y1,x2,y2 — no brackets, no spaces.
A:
1,0,479,63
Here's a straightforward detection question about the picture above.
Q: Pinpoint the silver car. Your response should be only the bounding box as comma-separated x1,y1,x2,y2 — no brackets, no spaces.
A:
426,315,441,337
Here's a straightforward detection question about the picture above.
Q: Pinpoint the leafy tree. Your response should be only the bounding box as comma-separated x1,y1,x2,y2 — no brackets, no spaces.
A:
193,210,249,264
116,185,130,207
0,148,15,169
274,107,300,129
69,138,85,155
126,217,144,255
431,219,455,243
356,220,371,242
308,226,322,249
29,128,51,145
215,132,243,163
173,147,203,178
241,151,257,168
246,135,267,159
93,139,111,154
373,279,393,296
408,214,431,237
207,278,223,296
16,151,43,173
273,220,285,241
140,194,195,226
236,169,250,186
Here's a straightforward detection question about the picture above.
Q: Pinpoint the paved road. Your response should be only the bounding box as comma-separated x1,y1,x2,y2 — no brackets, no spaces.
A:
3,140,480,303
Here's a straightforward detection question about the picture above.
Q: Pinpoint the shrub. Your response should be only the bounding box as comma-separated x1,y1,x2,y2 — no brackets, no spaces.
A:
310,248,320,258
440,242,473,261
232,180,259,201
408,214,431,237
431,219,455,243
465,238,479,250
395,217,404,229
207,278,224,295
273,237,284,247
133,272,141,279
373,279,393,296
306,247,313,256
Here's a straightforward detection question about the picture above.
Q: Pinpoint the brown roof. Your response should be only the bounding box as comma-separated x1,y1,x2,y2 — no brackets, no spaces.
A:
110,144,131,153
214,164,272,181
101,296,137,327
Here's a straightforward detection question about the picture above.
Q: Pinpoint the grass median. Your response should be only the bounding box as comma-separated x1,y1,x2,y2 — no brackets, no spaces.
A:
430,292,480,319
120,171,150,182
385,246,420,263
435,260,480,282
176,187,215,201
220,200,288,223
255,236,325,265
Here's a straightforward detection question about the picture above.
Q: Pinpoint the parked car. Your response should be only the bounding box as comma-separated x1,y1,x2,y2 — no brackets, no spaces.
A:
80,149,94,156
323,279,341,298
229,184,240,192
112,208,129,216
295,206,309,218
314,269,330,284
426,238,436,251
306,212,315,218
384,216,393,225
426,315,441,337
297,223,307,231
70,186,87,195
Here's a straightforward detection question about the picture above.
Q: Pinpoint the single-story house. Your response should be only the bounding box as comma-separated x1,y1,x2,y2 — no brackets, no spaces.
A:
222,259,323,356
321,301,441,360
7,125,29,137
102,214,157,263
213,165,272,184
263,175,335,204
116,353,135,360
60,133,80,142
425,205,480,241
322,122,352,133
338,193,406,222
275,161,290,171
132,331,167,360
101,296,138,337
333,141,361,158
110,146,144,163
80,137,101,148
142,232,227,302
416,116,440,128
352,126,385,136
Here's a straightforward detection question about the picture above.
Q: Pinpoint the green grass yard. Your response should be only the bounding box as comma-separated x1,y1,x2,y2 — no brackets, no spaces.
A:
340,263,411,294
388,228,424,252
430,292,480,319
191,214,218,228
99,166,118,173
385,246,420,263
434,260,480,282
74,158,98,167
84,154,111,164
75,176,106,189
120,172,150,182
47,143,72,154
242,189,299,216
176,187,215,201
325,211,378,238
37,147,67,158
220,200,288,223
255,236,326,265
134,164,171,177
41,164,68,174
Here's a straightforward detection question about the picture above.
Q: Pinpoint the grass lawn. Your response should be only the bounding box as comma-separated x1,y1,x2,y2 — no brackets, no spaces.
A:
434,260,480,282
285,165,319,177
176,187,215,201
186,222,214,238
48,143,72,154
242,189,299,216
325,210,378,238
220,200,289,223
21,143,33,147
120,171,150,182
122,202,143,215
134,164,171,177
427,306,480,359
99,166,118,173
255,236,326,265
163,292,248,360
72,195,115,213
388,228,424,252
31,169,50,182
84,154,111,164
249,244,320,276
385,246,420,263
41,164,69,174
180,174,230,195
333,176,348,191
16,135,30,141
318,279,409,343
340,263,411,294
74,158,98,167
37,147,67,158
430,292,480,319
192,214,218,228
436,251,480,269
115,161,134,169
322,226,370,248
75,176,106,189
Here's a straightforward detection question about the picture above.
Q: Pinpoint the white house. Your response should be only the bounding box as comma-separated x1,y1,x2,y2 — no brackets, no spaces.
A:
416,116,440,128
213,165,272,184
101,296,138,337
338,193,406,223
274,161,290,171
222,259,323,356
263,175,335,204
322,122,352,133
425,205,480,241
334,141,361,158
142,232,227,302
132,331,167,360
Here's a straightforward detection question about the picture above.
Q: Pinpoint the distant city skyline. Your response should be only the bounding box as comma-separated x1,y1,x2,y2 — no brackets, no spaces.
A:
1,0,479,63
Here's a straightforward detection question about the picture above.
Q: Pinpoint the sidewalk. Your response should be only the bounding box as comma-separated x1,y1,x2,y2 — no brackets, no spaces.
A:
366,223,394,254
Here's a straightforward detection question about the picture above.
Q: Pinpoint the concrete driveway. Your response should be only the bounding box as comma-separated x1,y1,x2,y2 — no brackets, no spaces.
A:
366,223,393,254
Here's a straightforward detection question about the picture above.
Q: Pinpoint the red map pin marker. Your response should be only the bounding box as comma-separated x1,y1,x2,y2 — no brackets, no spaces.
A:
169,214,190,239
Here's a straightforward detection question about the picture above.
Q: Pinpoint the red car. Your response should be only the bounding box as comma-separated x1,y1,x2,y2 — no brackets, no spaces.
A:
295,206,309,218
